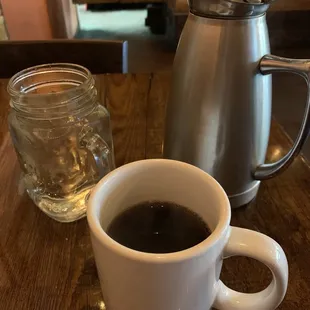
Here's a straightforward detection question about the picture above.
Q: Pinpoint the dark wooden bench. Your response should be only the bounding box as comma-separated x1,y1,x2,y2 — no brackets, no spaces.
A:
0,39,128,78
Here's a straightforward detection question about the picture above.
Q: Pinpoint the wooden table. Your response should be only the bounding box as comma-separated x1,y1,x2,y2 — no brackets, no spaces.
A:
1,73,310,309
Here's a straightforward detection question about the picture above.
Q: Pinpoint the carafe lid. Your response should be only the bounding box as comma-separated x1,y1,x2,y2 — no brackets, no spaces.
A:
189,0,274,18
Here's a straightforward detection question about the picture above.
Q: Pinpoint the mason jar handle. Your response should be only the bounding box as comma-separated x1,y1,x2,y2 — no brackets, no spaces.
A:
80,132,115,178
213,227,288,310
254,54,310,180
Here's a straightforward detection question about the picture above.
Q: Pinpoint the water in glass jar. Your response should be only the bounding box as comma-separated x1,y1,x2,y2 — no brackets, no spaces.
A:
10,106,114,223
8,63,115,222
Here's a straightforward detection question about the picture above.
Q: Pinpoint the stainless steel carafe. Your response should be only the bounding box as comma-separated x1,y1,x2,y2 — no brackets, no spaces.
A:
164,0,310,207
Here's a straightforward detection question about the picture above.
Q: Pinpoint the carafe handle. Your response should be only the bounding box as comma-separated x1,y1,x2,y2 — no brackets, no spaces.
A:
254,54,310,180
80,131,115,178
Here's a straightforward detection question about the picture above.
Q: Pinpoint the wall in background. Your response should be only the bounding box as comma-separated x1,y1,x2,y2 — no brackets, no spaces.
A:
0,0,78,40
1,0,53,39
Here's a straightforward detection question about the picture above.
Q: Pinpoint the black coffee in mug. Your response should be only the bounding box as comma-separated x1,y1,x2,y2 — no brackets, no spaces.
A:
106,201,211,253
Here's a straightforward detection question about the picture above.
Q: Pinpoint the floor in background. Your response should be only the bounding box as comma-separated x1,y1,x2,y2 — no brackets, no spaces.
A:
76,5,174,72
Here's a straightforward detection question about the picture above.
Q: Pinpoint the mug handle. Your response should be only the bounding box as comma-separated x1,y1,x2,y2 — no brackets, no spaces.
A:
254,54,310,180
213,226,288,310
80,131,115,178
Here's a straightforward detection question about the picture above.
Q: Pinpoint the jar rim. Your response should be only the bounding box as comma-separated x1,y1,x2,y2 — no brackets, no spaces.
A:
8,63,97,120
7,63,93,99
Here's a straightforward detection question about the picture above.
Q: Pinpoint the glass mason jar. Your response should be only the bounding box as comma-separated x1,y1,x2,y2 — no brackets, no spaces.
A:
8,63,115,223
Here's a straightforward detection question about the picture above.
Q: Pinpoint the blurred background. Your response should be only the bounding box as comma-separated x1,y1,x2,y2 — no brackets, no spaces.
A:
1,0,309,72
0,0,310,157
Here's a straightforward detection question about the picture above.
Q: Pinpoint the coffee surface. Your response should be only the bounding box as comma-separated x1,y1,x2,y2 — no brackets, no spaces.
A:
106,201,211,253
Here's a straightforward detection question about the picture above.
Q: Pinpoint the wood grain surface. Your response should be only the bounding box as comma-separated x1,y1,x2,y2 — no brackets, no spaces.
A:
1,73,310,309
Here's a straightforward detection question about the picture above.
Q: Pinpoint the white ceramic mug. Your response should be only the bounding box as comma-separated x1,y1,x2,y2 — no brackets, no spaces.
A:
87,159,288,310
